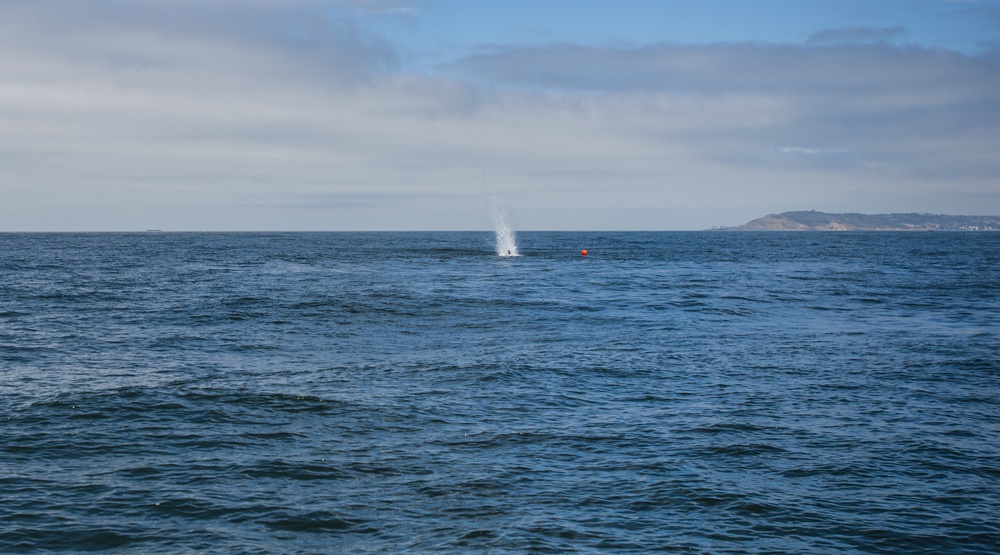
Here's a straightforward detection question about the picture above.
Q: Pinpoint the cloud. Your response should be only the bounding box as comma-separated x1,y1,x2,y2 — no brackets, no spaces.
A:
0,0,403,90
443,40,1000,176
446,41,999,95
0,1,998,230
806,26,908,46
779,147,848,155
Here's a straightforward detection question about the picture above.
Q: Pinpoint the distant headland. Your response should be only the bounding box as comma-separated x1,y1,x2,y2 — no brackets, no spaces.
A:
716,211,1000,231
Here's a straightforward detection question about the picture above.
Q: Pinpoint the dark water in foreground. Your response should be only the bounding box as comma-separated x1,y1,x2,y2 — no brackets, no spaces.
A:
1,231,998,554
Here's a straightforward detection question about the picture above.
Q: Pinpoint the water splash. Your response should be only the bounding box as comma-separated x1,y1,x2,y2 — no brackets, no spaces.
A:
491,196,518,257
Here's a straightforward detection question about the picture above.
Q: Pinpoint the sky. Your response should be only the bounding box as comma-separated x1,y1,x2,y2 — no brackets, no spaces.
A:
1,0,998,231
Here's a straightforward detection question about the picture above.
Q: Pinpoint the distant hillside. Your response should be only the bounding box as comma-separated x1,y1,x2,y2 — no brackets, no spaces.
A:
721,211,1000,231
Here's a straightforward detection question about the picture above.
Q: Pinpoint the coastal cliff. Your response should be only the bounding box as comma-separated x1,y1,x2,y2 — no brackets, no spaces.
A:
720,211,1000,231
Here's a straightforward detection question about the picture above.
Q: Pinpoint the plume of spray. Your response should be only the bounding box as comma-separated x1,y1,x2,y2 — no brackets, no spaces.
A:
492,198,518,257
487,176,518,257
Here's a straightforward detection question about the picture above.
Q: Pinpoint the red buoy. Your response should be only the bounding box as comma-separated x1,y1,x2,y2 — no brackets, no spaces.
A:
581,249,588,257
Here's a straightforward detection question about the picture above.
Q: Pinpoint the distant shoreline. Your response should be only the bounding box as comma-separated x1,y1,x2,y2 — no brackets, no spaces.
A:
717,211,1000,231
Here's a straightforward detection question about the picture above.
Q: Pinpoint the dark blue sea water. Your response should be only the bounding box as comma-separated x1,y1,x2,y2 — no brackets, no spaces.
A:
2,231,999,554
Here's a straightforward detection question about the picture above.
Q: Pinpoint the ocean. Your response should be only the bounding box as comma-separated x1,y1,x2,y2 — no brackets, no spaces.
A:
1,231,998,554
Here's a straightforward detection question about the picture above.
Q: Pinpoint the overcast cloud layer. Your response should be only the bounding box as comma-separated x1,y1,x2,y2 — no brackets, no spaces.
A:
1,0,998,230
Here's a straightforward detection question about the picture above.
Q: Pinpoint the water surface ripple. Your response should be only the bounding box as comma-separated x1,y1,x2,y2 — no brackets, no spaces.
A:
1,232,998,553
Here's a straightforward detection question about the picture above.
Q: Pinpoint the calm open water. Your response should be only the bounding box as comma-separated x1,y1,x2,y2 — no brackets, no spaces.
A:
1,231,998,554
